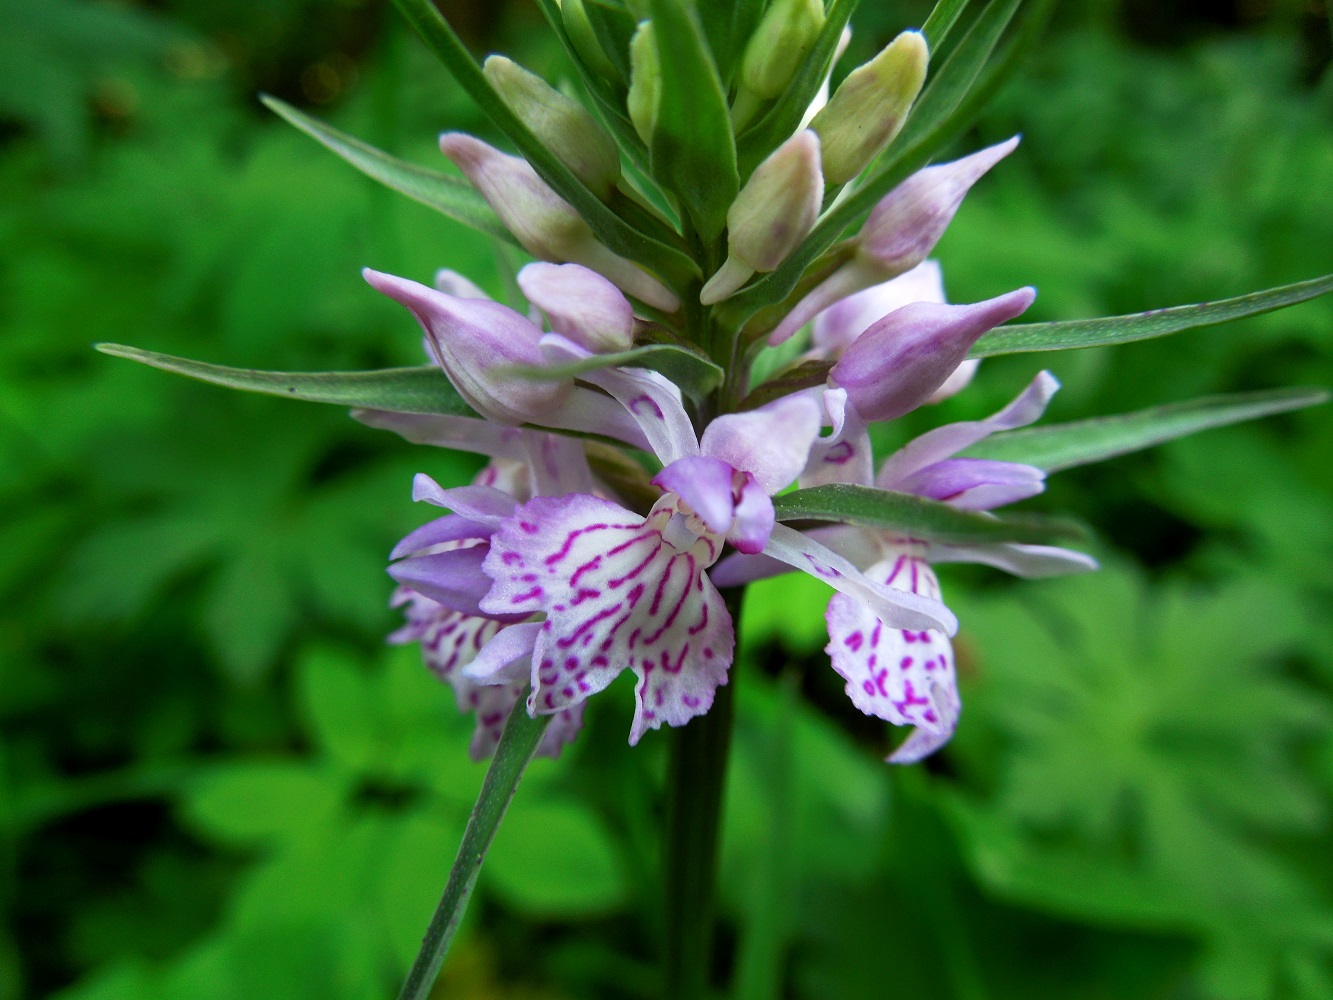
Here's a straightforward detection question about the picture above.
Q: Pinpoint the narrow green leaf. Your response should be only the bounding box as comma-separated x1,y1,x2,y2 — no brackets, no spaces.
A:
503,344,723,402
736,0,861,178
646,0,738,242
920,0,972,47
773,484,1083,545
741,359,834,410
97,344,474,416
964,388,1330,472
892,0,1022,155
697,0,767,86
396,704,551,1000
391,0,698,283
260,95,518,247
969,273,1333,357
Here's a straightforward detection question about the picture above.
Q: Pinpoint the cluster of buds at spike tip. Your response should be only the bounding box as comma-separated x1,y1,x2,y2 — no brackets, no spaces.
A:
700,131,824,305
810,30,930,186
733,0,825,127
438,133,679,313
768,136,1021,345
482,56,622,201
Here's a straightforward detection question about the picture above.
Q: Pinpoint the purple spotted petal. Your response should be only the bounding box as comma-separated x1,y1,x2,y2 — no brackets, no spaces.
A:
762,523,957,635
830,288,1036,423
518,262,635,353
653,456,737,537
877,371,1060,488
698,393,823,494
895,457,1046,511
811,260,946,358
541,333,699,466
801,387,874,489
479,493,734,743
925,541,1098,578
824,547,959,761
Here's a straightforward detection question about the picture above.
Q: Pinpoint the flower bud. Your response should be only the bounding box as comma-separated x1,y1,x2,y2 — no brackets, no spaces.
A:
482,56,621,201
812,260,945,357
810,30,929,186
767,138,1018,345
364,268,571,425
860,136,1018,272
518,262,635,353
741,0,825,100
701,131,824,305
800,26,853,129
627,22,660,145
829,287,1035,422
439,132,679,312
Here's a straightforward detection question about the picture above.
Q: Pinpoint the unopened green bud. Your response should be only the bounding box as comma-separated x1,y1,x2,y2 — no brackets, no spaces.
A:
483,55,621,200
701,130,823,305
810,30,929,186
561,0,621,83
740,0,824,100
626,21,660,145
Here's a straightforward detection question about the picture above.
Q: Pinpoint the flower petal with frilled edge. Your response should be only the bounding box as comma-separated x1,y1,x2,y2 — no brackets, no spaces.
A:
824,544,959,762
480,493,735,744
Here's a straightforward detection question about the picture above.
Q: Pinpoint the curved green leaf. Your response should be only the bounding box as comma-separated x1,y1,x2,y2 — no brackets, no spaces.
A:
260,95,517,246
773,484,1083,545
391,0,697,284
969,273,1333,357
646,0,738,242
920,0,972,48
396,704,551,1000
97,344,474,416
503,343,723,402
964,387,1330,472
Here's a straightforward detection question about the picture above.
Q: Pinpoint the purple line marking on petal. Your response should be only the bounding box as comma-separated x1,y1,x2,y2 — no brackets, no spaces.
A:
901,656,914,669
520,521,540,534
629,394,665,419
703,647,715,658
512,586,544,604
643,555,696,644
844,631,864,650
683,694,700,707
502,551,523,565
570,555,602,588
545,522,616,566
884,555,907,586
609,541,664,588
824,441,855,465
555,602,625,649
571,588,602,605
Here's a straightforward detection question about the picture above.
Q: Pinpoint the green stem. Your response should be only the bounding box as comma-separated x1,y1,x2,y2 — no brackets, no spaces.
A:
662,587,744,1000
397,704,551,1000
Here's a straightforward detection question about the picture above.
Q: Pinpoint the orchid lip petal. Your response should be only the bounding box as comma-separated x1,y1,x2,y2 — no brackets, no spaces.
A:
479,493,734,743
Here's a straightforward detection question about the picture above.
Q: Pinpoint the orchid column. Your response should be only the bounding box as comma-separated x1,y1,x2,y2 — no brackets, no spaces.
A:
98,0,1333,997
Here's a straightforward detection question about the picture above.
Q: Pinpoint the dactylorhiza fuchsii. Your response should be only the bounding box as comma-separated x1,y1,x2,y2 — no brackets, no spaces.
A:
98,5,1333,995
361,222,1084,758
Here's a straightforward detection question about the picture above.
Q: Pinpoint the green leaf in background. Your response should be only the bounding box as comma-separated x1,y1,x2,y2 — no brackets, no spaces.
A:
920,0,972,48
969,272,1333,356
96,344,475,416
645,0,739,242
772,484,1084,545
260,96,518,247
504,343,724,401
696,0,768,87
964,387,1330,472
182,762,346,849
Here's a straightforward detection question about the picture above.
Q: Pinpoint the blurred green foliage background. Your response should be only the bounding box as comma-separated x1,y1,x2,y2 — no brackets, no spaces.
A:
2,0,1332,997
